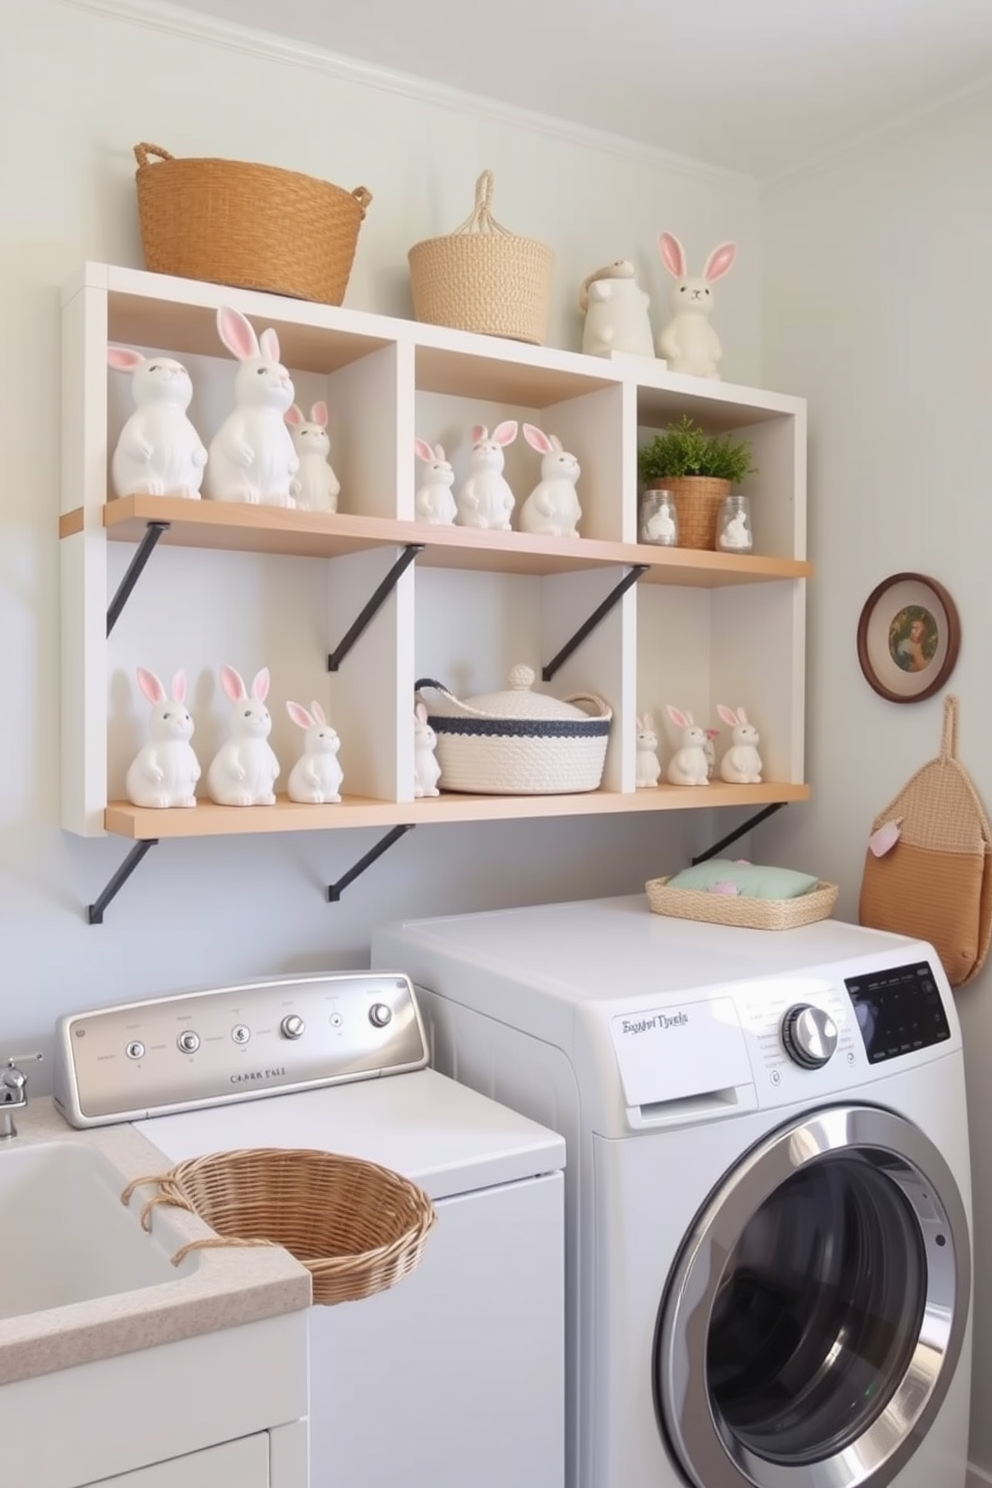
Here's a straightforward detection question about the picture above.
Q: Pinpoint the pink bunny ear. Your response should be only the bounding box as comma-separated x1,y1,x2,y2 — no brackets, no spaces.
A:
251,667,271,702
259,327,281,362
136,667,166,705
285,404,305,428
170,670,187,704
666,704,688,729
703,242,736,282
717,704,739,727
471,425,489,444
415,702,428,724
705,727,720,740
414,438,435,462
286,700,314,730
310,700,327,725
736,706,749,724
523,423,552,454
108,346,145,372
216,307,259,362
220,664,247,702
493,420,518,446
659,232,686,279
310,400,328,428
433,443,446,461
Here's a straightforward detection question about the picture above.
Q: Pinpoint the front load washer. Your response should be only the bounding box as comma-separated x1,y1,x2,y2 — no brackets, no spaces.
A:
371,895,974,1488
53,972,565,1488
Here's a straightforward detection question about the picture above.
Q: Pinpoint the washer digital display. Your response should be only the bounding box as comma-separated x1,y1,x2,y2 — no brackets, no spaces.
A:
845,960,951,1063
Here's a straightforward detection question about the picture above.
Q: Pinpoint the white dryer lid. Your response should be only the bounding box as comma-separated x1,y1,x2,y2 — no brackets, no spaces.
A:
132,1067,565,1201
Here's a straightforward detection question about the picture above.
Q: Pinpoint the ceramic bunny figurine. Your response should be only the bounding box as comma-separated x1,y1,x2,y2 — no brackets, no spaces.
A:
656,233,737,379
205,307,299,507
456,421,518,530
413,702,441,797
635,713,661,788
125,668,201,808
519,424,582,537
206,665,281,806
645,501,677,544
414,439,457,525
286,699,343,803
717,704,763,783
665,705,710,787
579,260,654,359
285,401,340,513
107,347,207,499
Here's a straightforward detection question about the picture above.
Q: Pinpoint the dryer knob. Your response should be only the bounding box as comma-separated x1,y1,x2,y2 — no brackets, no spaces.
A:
369,1003,393,1028
280,1014,306,1041
781,1004,838,1069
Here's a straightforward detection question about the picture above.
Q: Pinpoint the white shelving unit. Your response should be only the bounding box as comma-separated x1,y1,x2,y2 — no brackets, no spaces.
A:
59,262,809,902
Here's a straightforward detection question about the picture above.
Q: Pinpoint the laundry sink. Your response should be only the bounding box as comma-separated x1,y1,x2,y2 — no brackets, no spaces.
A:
0,1140,192,1319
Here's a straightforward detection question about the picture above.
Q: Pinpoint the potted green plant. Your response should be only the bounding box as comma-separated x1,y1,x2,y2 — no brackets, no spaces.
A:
637,415,756,550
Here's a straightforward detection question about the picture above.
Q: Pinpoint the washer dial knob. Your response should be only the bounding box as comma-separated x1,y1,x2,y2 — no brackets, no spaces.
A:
781,1004,838,1069
369,1002,393,1028
280,1014,306,1041
177,1030,200,1054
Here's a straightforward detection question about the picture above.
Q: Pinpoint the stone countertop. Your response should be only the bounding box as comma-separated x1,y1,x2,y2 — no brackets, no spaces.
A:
0,1100,312,1386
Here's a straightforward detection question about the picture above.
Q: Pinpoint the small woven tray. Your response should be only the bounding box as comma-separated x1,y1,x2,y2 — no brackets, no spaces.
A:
122,1147,437,1305
645,876,839,930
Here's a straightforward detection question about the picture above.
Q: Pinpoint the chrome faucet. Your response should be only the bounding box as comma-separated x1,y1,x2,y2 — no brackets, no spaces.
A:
0,1054,43,1139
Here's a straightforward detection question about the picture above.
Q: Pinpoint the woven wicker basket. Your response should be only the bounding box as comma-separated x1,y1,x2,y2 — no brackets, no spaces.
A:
651,477,732,551
645,876,839,930
133,144,372,305
408,170,554,345
124,1147,436,1305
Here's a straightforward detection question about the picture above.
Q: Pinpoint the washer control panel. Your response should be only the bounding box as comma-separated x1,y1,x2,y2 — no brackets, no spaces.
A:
781,1003,839,1069
53,972,427,1127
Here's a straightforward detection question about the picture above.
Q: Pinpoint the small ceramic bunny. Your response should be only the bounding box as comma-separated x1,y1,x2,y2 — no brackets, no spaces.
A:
579,260,654,359
206,665,281,806
205,307,299,507
413,702,441,797
720,509,751,550
519,424,582,538
656,233,737,379
645,502,677,544
285,401,340,513
665,705,710,787
456,421,518,530
107,347,207,499
414,439,457,525
635,713,661,789
286,699,343,803
717,704,763,783
125,668,201,808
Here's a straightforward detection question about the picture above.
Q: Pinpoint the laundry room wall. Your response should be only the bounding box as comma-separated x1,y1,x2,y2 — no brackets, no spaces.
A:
759,88,992,1485
0,2,762,1047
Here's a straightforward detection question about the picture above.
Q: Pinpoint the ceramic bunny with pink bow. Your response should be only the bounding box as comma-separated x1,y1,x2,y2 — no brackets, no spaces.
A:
125,668,201,808
286,699,343,803
285,401,340,513
656,233,737,379
206,307,299,507
456,421,518,530
206,665,281,805
107,347,207,499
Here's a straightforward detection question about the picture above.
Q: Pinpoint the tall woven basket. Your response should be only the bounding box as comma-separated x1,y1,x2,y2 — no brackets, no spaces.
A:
654,476,732,551
408,170,554,345
133,144,372,305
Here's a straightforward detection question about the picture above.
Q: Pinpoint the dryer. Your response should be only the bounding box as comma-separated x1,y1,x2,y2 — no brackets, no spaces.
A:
372,895,974,1488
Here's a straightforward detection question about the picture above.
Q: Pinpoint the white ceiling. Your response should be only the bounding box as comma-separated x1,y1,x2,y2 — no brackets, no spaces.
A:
171,0,992,180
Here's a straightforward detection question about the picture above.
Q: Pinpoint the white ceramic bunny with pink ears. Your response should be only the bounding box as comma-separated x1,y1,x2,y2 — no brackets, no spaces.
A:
206,308,299,507
413,702,441,797
206,665,281,806
456,421,518,530
286,699,343,803
665,704,710,787
414,439,457,525
717,704,763,783
125,668,201,808
656,233,737,379
635,713,661,788
107,348,207,499
285,401,340,513
519,424,582,537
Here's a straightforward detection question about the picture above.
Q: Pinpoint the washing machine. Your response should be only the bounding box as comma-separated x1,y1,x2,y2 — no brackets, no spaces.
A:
371,895,974,1488
53,971,565,1488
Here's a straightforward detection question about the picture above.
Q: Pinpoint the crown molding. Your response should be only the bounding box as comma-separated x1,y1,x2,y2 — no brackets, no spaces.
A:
57,0,756,192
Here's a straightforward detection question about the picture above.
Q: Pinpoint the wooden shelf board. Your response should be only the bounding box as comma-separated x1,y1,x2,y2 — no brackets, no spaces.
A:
105,782,811,840
415,345,618,408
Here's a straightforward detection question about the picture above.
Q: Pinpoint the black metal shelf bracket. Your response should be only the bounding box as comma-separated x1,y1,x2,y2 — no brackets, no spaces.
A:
542,565,649,683
107,522,171,637
328,545,424,672
87,840,159,924
327,824,415,902
691,801,787,866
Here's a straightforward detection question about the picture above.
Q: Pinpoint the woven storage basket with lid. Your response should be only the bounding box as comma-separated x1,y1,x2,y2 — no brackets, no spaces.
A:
123,1147,436,1306
416,665,611,795
133,143,372,305
408,170,555,345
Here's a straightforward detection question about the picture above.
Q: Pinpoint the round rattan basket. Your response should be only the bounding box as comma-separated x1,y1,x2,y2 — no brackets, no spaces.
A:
408,170,554,345
133,144,372,305
127,1147,436,1305
648,477,731,551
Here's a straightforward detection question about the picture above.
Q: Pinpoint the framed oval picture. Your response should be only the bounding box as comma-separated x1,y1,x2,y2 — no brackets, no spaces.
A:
857,572,961,703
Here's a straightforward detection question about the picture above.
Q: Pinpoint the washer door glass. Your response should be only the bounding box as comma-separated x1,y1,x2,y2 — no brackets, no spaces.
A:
656,1105,970,1488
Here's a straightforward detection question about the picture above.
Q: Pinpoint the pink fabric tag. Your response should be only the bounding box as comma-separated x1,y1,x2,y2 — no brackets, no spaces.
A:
868,819,902,858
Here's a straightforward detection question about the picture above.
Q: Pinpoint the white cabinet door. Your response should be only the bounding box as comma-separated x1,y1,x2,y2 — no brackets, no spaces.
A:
91,1433,268,1487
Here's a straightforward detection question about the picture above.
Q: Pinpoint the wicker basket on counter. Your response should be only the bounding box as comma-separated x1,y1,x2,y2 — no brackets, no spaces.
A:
133,143,372,305
122,1147,436,1305
645,876,839,931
